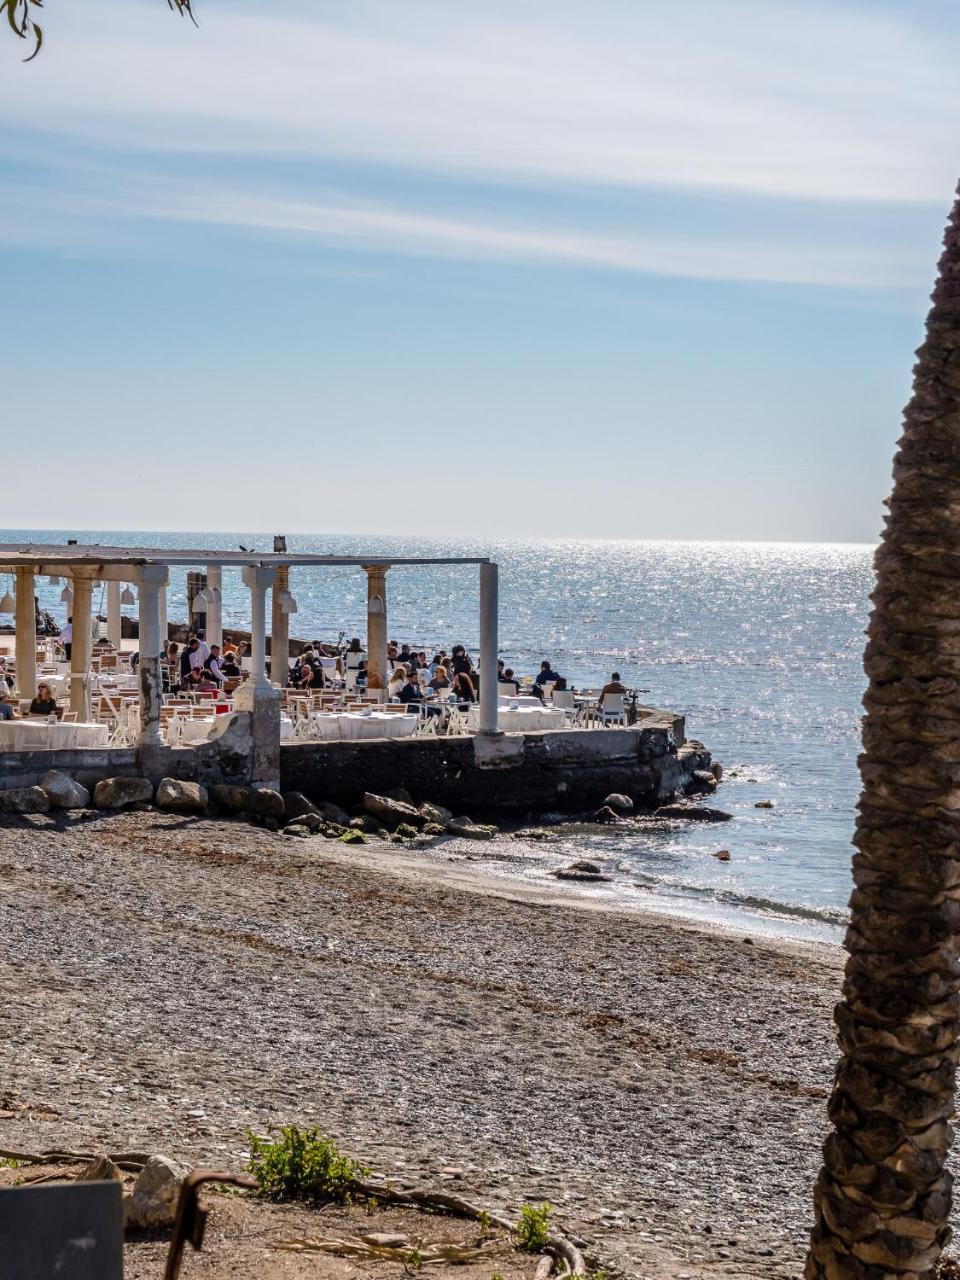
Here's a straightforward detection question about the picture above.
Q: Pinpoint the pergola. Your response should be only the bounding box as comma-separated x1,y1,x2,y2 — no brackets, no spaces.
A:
0,543,500,747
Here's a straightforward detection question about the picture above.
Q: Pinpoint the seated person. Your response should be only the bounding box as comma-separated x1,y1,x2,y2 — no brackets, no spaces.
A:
29,683,60,717
535,659,561,686
388,666,409,699
195,671,219,694
452,671,476,704
355,660,368,689
428,664,451,693
220,653,241,679
398,672,424,712
0,690,16,720
598,671,627,707
499,667,518,686
205,644,226,685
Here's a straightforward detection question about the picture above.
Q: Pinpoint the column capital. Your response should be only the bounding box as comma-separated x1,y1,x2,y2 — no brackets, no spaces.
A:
242,565,274,592
138,564,169,588
362,564,391,576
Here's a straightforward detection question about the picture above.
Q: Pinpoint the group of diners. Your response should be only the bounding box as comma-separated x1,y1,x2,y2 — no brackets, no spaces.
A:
162,635,247,694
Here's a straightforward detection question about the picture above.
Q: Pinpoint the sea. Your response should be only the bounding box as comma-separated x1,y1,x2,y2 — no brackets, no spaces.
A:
2,531,874,945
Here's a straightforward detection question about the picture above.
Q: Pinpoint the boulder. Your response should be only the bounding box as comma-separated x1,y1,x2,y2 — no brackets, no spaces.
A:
40,770,90,810
688,770,718,794
283,791,321,823
382,787,416,806
446,817,497,840
394,823,419,839
0,786,50,815
419,801,453,827
350,815,381,833
296,813,325,833
208,784,250,813
248,788,285,820
568,859,603,874
710,762,724,781
603,793,634,815
155,777,208,815
316,800,351,827
124,1155,189,1231
339,829,367,845
713,849,732,862
555,868,612,883
755,799,775,809
93,777,154,809
422,823,446,836
363,792,424,828
592,806,621,825
514,828,554,842
655,804,732,823
322,823,348,838
283,823,313,838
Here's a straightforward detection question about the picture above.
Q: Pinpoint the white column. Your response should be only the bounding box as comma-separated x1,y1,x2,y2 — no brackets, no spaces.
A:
159,577,168,647
107,580,122,650
14,567,37,702
364,565,389,696
70,569,95,718
241,565,273,690
206,565,223,649
137,564,168,747
270,565,290,688
478,561,499,735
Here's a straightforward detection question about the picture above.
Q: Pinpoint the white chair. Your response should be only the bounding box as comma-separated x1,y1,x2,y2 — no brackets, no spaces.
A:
599,694,625,726
498,682,518,697
552,689,577,721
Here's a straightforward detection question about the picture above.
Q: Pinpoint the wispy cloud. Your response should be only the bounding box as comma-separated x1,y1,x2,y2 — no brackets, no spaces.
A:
2,0,959,205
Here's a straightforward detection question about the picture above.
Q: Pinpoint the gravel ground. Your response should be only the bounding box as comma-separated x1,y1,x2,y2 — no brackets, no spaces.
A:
0,808,844,1278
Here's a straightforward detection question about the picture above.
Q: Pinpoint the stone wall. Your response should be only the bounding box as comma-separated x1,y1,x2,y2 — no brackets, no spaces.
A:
280,714,707,816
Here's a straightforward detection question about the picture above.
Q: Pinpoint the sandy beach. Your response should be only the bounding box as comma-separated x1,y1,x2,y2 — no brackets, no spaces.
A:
0,809,844,1278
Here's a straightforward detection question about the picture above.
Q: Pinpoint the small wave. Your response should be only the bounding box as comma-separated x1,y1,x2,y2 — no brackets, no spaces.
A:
629,874,848,929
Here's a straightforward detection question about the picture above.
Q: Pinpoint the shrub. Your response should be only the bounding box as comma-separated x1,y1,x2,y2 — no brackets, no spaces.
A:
514,1201,552,1251
245,1125,367,1202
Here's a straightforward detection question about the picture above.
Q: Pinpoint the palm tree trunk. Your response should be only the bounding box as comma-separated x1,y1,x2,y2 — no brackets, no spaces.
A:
807,189,960,1278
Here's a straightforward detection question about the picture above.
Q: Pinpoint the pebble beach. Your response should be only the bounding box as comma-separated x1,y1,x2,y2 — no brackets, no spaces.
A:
1,808,845,1277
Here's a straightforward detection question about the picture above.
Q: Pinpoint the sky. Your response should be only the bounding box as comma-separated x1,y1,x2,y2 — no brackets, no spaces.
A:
1,0,958,541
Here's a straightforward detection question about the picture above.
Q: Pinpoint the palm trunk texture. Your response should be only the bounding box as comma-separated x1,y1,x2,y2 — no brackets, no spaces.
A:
806,190,960,1278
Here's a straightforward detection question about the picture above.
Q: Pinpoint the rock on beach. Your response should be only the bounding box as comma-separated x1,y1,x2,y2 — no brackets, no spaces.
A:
41,770,90,809
93,777,154,809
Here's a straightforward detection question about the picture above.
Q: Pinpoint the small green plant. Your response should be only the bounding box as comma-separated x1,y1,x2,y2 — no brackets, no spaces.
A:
406,1247,424,1271
514,1201,552,1251
245,1125,368,1202
0,1157,24,1170
477,1209,491,1233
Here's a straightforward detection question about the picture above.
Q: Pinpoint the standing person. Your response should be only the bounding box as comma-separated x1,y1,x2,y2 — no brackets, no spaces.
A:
60,616,73,662
180,638,200,684
451,645,473,676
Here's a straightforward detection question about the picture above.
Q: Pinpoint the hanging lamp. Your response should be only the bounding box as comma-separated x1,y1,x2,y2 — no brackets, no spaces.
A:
278,588,298,615
0,579,14,613
60,584,73,605
120,585,135,607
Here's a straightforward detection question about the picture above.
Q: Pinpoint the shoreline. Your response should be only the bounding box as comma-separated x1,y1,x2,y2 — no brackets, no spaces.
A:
2,807,845,1277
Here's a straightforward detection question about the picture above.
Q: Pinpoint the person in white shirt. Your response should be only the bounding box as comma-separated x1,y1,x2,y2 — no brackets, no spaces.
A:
60,617,73,661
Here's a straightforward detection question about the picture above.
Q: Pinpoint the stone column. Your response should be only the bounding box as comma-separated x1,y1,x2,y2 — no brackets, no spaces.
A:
107,580,122,650
70,568,95,718
364,565,390,697
270,566,290,688
235,565,281,790
478,561,500,735
137,564,168,748
159,577,168,646
206,565,223,649
14,567,37,702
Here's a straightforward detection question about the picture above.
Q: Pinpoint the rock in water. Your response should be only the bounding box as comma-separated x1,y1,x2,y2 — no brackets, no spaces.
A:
593,806,621,824
603,793,634,815
655,803,732,822
93,777,154,809
713,849,732,861
40,770,90,810
555,867,613,883
155,777,208,814
124,1155,189,1230
363,792,424,828
568,859,603,873
0,786,50,814
755,799,775,809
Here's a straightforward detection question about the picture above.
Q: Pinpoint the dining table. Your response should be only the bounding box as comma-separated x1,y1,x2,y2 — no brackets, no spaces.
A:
0,720,110,751
311,711,418,741
468,705,567,733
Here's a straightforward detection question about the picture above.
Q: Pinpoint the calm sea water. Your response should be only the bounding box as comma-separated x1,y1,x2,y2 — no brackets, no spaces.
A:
2,531,873,943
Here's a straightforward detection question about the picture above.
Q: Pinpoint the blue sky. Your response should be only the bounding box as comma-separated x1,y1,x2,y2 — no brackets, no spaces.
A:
1,0,957,540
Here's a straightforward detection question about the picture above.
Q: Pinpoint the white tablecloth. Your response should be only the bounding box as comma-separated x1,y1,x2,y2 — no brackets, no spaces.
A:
311,711,418,741
174,714,294,744
0,721,109,751
468,706,567,733
498,694,542,708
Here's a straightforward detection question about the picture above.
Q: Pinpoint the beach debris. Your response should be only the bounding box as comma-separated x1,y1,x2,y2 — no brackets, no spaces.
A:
713,849,731,861
446,817,497,840
363,792,425,828
0,785,50,815
603,793,634,815
755,800,775,809
592,806,622,824
655,803,732,822
419,801,453,827
93,776,154,809
124,1154,189,1231
274,1234,502,1264
155,777,208,815
40,770,90,810
78,1154,122,1183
